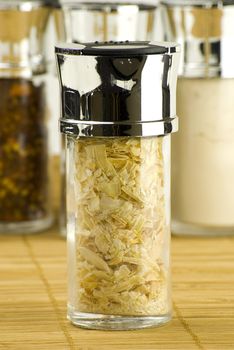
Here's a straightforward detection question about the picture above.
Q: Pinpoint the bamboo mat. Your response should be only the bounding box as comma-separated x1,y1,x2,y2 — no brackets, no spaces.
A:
0,159,234,349
1,230,234,350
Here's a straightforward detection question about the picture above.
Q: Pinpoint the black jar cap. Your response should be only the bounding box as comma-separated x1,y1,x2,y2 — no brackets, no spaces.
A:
55,41,179,57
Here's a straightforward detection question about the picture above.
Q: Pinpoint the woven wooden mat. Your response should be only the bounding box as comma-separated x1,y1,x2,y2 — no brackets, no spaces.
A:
0,158,233,350
1,228,234,350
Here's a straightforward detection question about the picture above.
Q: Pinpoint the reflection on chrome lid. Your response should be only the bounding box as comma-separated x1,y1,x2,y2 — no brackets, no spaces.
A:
56,41,180,137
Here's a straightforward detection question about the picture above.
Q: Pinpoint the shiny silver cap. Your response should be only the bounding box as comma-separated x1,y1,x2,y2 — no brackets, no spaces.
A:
162,0,234,78
55,41,180,137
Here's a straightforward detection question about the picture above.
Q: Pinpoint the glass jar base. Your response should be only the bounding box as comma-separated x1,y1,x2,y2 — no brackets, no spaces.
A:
0,215,54,234
172,220,234,236
68,308,171,331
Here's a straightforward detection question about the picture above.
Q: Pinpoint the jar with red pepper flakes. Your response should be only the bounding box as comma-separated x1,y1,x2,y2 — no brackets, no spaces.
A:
0,0,55,233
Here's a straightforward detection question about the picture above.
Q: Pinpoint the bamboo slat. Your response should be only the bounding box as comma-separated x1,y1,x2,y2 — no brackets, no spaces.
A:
1,230,234,350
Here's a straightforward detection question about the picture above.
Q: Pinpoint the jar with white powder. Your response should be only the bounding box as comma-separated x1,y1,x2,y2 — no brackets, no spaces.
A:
162,0,234,235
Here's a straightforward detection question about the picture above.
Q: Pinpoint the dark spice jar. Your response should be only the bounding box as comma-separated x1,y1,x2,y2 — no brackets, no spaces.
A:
0,0,54,233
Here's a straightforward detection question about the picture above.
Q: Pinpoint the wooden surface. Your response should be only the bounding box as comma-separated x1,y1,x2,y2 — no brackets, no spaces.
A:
1,159,234,350
1,229,234,350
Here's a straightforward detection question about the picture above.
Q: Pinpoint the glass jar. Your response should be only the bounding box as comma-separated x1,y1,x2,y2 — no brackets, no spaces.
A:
162,0,234,235
57,1,161,237
44,2,66,228
61,1,158,42
56,41,180,330
0,0,54,234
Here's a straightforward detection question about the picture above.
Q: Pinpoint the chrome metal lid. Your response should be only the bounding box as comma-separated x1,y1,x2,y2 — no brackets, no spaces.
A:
162,0,234,78
55,41,180,137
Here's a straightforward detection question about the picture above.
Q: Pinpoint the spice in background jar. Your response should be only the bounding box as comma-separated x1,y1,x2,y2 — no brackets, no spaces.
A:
0,78,49,222
172,78,234,229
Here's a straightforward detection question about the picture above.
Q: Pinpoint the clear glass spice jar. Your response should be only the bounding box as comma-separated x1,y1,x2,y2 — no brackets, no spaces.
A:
162,0,234,235
0,0,54,233
56,41,180,330
60,1,158,42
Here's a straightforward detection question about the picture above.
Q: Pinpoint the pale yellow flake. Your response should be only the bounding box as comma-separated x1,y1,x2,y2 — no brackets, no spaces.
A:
98,177,121,198
94,144,117,177
73,136,168,316
79,247,112,274
121,186,144,204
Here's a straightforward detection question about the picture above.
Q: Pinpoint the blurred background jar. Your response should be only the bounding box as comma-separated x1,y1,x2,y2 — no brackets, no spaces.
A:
60,0,160,42
0,0,56,234
162,0,234,235
56,0,161,237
